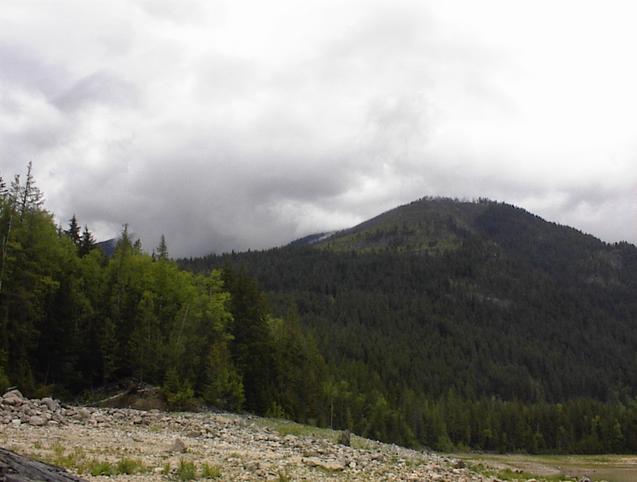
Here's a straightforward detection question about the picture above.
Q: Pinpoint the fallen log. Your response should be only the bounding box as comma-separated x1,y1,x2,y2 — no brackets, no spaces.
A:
0,448,86,482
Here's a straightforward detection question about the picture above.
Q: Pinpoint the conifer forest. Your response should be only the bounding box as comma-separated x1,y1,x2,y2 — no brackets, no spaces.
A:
3,166,637,454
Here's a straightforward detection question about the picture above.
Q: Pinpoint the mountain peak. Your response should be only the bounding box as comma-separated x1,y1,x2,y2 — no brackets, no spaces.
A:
304,197,496,254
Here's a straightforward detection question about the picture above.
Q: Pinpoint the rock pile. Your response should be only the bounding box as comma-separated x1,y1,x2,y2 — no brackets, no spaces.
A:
0,389,67,427
0,389,161,429
0,389,495,481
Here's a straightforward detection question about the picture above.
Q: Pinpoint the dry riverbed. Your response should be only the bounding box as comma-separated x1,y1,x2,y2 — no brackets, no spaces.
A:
1,389,591,481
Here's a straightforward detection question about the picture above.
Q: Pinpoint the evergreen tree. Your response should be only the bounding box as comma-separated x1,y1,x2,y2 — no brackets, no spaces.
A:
0,175,20,295
79,225,96,257
157,234,169,260
0,175,7,198
202,341,244,410
18,161,43,219
65,214,81,247
117,224,132,253
224,266,277,414
162,366,194,411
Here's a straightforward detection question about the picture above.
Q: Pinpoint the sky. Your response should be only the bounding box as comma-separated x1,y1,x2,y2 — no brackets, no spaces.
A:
1,0,636,257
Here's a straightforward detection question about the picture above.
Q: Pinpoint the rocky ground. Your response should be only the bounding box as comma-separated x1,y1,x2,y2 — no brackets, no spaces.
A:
0,389,576,481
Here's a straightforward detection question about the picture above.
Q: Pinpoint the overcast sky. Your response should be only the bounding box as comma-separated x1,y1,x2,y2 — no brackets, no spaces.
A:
1,0,636,256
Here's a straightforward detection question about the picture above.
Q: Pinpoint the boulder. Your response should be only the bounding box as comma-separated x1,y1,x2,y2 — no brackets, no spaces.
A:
27,416,46,427
2,390,24,406
77,408,91,420
41,398,60,412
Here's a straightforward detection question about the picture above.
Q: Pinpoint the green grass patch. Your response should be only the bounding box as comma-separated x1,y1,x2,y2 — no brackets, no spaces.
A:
85,459,114,476
277,471,292,482
50,442,65,457
115,457,147,475
47,444,85,470
175,459,197,481
36,444,146,477
200,462,222,478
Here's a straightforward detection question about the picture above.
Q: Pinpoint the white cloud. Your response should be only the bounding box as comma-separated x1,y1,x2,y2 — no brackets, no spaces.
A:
1,0,636,255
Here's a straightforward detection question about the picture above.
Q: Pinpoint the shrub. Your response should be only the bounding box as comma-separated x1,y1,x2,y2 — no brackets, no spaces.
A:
163,368,197,411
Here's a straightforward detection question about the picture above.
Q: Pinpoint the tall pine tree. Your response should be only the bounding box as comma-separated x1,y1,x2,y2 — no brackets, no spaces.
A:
79,225,95,257
157,234,169,260
65,215,81,247
223,266,277,415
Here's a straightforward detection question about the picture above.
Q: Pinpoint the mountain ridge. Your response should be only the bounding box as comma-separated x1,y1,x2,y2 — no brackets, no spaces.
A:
293,196,624,254
179,196,637,452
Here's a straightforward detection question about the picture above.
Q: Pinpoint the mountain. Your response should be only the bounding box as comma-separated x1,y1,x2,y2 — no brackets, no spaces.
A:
301,196,489,253
96,237,118,257
96,232,141,258
179,197,637,452
292,196,637,299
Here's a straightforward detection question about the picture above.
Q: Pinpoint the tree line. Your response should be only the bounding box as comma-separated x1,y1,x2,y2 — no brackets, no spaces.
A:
4,165,637,453
0,165,324,423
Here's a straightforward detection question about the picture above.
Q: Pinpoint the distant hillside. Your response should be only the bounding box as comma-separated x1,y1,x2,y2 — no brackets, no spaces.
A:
180,197,637,452
291,197,636,292
96,238,118,257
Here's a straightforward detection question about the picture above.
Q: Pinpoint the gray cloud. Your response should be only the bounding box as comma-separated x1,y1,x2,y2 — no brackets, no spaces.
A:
0,43,71,98
1,0,636,256
54,71,140,112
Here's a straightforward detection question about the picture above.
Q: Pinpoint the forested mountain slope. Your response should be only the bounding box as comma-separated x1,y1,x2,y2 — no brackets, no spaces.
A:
7,163,637,453
180,197,637,452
